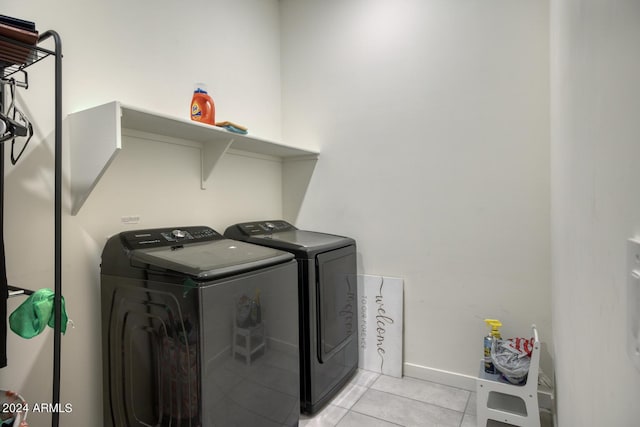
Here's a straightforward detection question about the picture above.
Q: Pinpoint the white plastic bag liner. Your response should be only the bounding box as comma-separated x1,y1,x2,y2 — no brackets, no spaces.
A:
357,275,404,377
491,339,531,384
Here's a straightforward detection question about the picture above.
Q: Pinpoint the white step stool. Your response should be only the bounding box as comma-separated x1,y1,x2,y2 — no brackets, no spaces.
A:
476,324,550,427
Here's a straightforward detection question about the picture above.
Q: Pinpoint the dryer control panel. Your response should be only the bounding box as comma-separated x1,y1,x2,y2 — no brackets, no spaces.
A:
229,220,295,236
120,226,222,249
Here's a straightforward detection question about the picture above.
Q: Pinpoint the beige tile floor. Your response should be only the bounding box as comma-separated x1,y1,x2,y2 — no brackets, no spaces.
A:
299,369,552,427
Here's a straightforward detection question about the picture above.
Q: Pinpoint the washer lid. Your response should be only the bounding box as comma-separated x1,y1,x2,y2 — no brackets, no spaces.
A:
253,230,353,251
130,239,294,279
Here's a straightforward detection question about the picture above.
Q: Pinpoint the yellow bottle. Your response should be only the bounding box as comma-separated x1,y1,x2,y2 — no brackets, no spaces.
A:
483,319,502,374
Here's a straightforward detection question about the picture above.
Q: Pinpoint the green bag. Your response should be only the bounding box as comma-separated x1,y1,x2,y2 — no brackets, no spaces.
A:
9,288,68,339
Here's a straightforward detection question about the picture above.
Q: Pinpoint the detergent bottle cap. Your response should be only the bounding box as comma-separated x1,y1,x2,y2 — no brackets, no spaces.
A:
194,82,208,94
484,319,502,338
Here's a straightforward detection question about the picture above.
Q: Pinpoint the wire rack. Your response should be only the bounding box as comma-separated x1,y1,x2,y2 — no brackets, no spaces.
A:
0,27,63,427
0,33,55,82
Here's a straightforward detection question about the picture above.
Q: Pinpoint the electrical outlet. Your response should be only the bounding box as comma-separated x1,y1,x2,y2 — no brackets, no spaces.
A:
627,238,640,372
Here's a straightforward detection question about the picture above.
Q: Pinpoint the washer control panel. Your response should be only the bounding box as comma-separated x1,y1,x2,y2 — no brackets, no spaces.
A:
233,220,295,236
121,226,222,249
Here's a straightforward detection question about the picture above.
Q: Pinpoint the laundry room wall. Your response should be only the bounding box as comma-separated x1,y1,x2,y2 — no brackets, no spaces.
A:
551,0,640,425
280,0,551,386
0,1,284,425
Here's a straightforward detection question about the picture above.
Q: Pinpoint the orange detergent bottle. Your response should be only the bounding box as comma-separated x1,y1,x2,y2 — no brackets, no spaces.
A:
190,83,215,125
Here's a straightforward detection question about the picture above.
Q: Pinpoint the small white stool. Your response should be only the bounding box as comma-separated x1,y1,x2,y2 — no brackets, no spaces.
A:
232,322,265,365
476,324,541,427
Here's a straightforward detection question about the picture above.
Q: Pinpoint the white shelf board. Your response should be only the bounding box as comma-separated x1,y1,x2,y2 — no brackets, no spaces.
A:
68,100,319,215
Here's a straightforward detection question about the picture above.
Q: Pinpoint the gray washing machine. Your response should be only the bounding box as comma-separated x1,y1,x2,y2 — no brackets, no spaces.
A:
224,221,358,414
101,226,300,426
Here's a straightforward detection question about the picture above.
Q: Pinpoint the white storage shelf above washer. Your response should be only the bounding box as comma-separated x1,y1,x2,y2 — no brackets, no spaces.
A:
68,101,319,215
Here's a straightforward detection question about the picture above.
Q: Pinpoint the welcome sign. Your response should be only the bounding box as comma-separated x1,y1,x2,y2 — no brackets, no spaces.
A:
357,275,404,377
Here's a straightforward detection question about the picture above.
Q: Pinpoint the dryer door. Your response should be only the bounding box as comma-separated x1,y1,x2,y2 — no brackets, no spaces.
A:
315,245,357,363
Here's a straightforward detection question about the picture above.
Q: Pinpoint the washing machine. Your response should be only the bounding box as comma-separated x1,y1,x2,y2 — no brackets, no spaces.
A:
101,226,300,426
224,220,358,414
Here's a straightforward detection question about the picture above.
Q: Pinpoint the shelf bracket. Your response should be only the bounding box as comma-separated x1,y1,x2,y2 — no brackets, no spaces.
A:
201,137,233,189
68,101,122,215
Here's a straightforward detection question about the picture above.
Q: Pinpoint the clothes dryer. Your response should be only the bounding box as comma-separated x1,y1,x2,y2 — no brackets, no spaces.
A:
224,221,358,414
101,226,300,426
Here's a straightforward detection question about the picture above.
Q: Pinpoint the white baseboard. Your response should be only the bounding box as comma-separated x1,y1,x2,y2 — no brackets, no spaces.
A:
403,362,477,391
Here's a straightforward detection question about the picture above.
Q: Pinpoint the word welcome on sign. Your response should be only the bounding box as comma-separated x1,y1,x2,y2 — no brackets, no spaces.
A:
357,275,403,378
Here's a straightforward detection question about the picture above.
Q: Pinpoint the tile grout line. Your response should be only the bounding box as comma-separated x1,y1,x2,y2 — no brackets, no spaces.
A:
368,385,469,416
386,374,476,396
350,374,464,427
340,373,379,425
318,371,480,427
460,392,473,427
346,375,405,427
322,371,382,426
402,374,476,395
332,407,348,426
347,407,406,427
348,386,466,427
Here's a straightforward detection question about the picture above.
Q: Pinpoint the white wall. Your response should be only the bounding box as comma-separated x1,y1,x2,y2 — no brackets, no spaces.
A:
551,0,640,425
3,1,638,425
0,1,283,426
0,1,578,425
280,0,551,385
